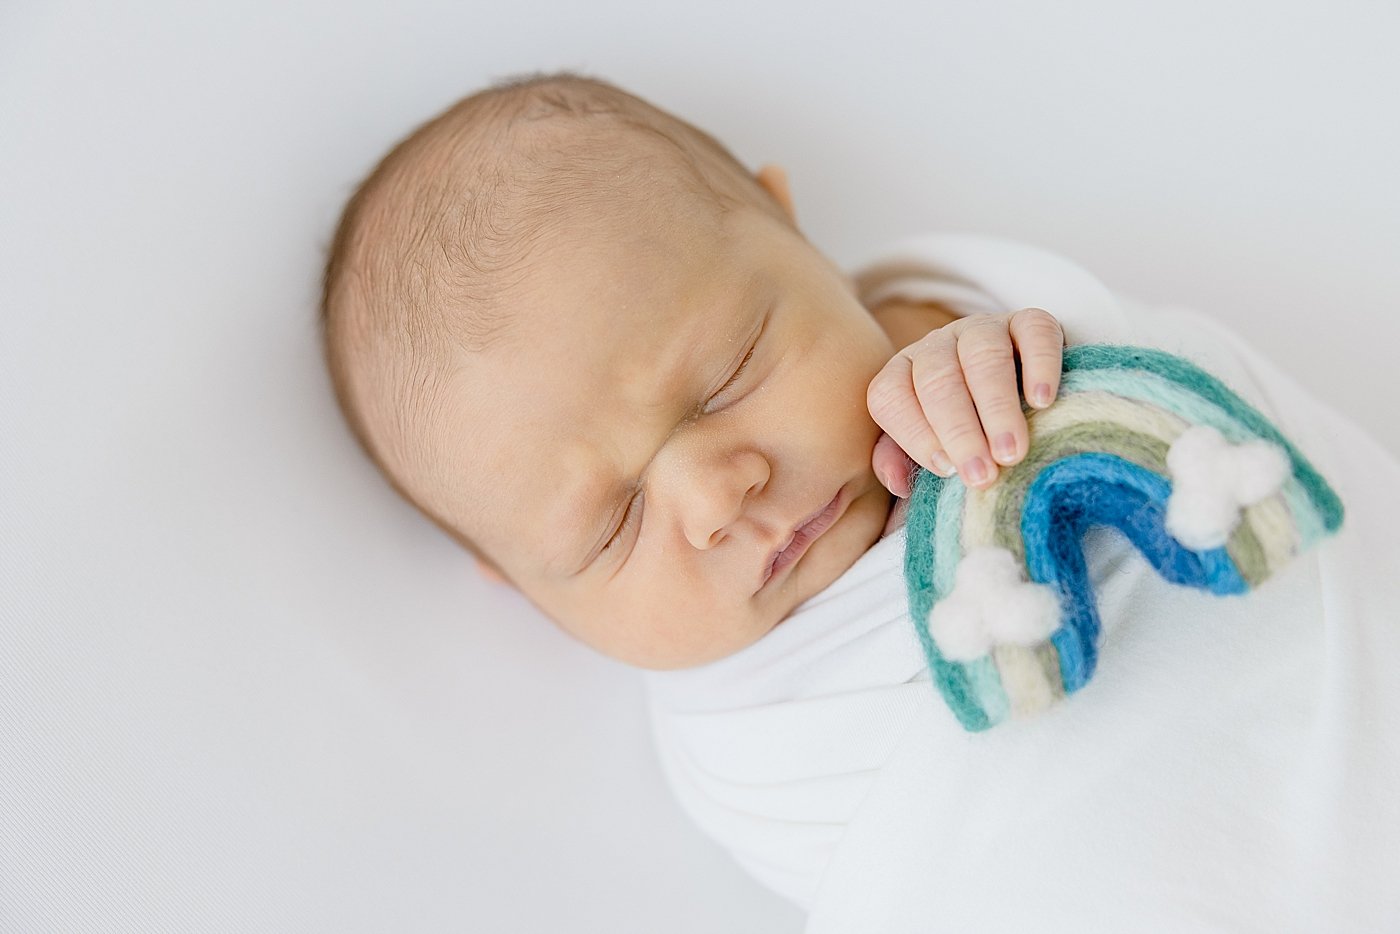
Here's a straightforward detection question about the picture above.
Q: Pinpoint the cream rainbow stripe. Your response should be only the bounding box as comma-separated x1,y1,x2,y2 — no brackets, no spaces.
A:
904,344,1344,732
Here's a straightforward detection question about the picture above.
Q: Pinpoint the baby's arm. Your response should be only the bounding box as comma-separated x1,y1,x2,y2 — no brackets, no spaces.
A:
867,298,1066,495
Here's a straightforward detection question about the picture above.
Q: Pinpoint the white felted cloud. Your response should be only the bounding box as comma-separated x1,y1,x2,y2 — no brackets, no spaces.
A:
1165,424,1292,551
927,546,1063,662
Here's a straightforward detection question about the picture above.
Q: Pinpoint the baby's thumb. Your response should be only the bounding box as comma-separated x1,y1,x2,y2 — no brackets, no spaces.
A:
872,432,916,498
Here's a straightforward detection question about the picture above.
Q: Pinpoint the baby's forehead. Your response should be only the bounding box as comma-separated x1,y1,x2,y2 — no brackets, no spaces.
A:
483,202,736,345
494,247,762,393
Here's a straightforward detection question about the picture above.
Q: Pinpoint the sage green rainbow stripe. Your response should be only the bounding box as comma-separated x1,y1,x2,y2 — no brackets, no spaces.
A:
904,342,1344,731
1061,345,1344,533
981,395,1288,588
1051,368,1327,553
979,398,1296,718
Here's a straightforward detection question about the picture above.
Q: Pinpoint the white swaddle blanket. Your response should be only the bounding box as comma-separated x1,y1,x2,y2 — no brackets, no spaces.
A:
643,232,1400,932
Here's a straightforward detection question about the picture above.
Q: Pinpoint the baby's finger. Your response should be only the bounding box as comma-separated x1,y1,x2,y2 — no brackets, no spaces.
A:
909,329,999,488
872,432,916,498
1008,307,1065,409
866,353,957,478
956,318,1029,468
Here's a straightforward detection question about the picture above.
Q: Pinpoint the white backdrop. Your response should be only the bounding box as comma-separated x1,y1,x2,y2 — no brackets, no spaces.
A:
3,1,1397,931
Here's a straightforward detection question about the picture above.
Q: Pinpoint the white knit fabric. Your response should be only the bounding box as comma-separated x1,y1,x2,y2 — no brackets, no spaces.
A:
644,232,1400,932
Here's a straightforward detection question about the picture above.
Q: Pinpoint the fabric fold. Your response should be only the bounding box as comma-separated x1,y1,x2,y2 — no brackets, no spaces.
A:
644,231,1400,930
644,527,926,909
849,230,1135,345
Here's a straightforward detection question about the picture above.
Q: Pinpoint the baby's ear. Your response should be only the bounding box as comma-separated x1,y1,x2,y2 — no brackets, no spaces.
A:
755,163,797,225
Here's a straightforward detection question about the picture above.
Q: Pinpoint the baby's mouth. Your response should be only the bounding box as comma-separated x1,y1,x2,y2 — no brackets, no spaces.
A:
758,483,847,592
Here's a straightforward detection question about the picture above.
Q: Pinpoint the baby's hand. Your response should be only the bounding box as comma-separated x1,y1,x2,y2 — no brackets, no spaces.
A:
867,307,1065,496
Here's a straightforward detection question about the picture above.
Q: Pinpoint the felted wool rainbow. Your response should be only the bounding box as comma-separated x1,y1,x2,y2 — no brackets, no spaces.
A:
903,343,1345,733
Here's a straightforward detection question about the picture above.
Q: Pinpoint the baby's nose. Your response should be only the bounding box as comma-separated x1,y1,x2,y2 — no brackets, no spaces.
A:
675,452,770,550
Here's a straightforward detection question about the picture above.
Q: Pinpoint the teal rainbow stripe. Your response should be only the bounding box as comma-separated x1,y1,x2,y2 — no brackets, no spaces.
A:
903,344,1344,732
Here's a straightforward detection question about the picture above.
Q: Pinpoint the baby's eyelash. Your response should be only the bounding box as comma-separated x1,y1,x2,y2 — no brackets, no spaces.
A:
713,344,756,400
602,492,642,553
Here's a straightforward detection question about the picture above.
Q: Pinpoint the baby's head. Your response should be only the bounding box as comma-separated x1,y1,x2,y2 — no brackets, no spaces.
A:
320,71,898,670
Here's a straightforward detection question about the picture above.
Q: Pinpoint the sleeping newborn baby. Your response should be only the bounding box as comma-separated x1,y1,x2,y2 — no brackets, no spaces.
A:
321,71,1400,930
319,70,1064,670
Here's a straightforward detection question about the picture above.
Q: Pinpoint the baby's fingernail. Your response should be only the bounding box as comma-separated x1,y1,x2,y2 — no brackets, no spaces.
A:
876,463,895,491
962,457,989,485
930,451,955,475
1032,383,1053,407
993,433,1018,464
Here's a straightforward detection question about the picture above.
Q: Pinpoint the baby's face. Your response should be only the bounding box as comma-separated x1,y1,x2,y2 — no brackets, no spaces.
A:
447,203,897,669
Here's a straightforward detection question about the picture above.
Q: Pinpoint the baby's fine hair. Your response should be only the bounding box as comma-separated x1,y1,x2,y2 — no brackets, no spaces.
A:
318,69,784,567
